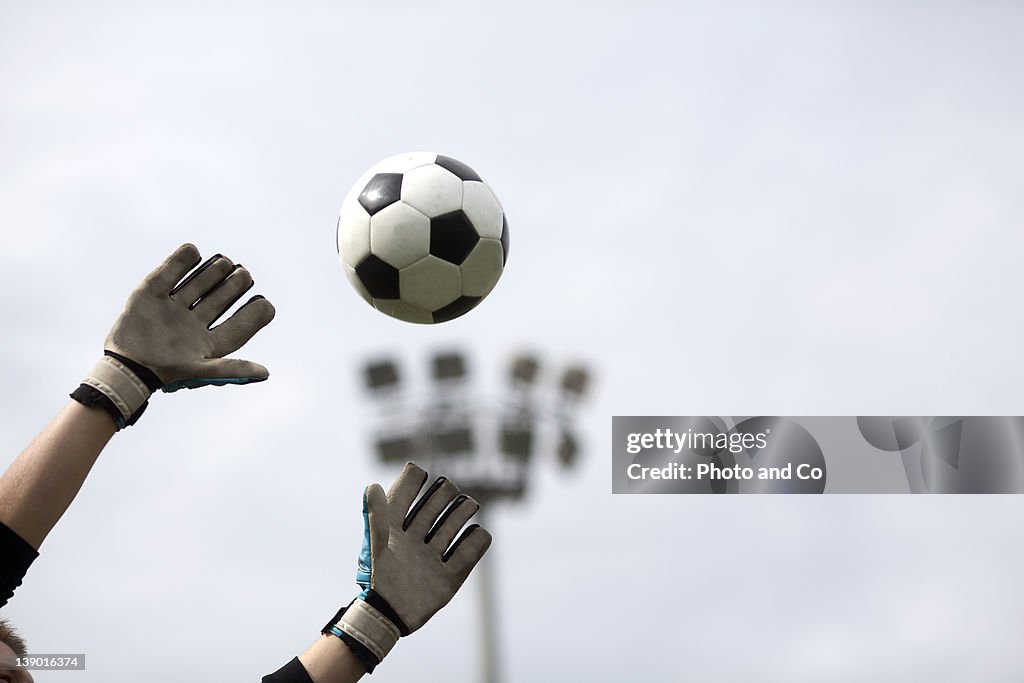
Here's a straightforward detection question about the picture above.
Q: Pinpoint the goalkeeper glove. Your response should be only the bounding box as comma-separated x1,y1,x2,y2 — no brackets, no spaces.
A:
323,462,492,672
71,243,275,428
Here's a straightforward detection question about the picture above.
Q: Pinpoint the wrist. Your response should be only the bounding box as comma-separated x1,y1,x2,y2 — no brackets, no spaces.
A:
72,352,162,429
323,597,401,673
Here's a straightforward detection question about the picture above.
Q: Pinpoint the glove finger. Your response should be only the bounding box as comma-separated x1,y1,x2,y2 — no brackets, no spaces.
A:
210,296,276,356
387,463,429,526
169,254,234,306
142,243,202,294
203,358,270,382
442,525,492,575
160,358,269,391
192,265,254,326
403,477,460,535
426,495,479,550
365,483,390,555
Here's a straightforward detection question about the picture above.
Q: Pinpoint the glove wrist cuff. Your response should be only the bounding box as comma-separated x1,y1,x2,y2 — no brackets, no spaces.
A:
79,355,154,427
334,598,401,665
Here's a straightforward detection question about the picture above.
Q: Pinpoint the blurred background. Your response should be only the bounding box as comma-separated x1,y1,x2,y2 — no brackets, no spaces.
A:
2,1,1023,680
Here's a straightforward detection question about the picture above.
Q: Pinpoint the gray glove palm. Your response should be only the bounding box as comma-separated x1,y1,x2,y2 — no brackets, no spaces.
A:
75,243,275,428
326,463,492,671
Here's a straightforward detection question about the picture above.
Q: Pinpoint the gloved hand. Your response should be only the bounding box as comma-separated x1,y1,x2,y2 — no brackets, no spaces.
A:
71,243,276,429
324,462,492,672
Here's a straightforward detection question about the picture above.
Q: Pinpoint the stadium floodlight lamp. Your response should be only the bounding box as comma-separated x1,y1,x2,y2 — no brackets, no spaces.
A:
485,475,526,501
505,476,527,501
433,425,475,455
449,474,523,503
557,430,579,468
500,425,534,464
375,435,415,463
509,354,540,387
432,351,468,383
364,360,401,393
560,366,590,399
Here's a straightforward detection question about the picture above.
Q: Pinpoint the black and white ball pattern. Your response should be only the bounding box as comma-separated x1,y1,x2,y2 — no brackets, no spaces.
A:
337,152,509,324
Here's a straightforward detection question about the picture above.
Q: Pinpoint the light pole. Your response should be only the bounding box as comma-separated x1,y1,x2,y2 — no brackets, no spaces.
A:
359,350,590,683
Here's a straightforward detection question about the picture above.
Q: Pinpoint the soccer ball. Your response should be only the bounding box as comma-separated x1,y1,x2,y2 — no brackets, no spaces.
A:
337,152,509,324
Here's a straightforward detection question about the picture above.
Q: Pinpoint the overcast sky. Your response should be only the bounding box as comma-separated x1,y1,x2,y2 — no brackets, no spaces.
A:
2,2,1024,681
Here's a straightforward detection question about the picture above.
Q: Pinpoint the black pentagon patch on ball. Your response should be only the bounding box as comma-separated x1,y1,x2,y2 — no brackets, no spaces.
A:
356,254,400,299
358,173,403,216
430,210,480,265
499,215,509,265
435,155,481,182
433,295,482,323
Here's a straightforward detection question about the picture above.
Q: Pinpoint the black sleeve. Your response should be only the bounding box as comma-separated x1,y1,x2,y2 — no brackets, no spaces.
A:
262,657,314,683
0,521,38,610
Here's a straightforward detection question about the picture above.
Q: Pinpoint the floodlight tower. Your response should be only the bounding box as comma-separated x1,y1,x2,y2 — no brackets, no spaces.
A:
360,350,590,683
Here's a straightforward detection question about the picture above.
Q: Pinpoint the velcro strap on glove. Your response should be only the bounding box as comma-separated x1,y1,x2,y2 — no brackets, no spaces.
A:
334,599,401,664
79,355,154,426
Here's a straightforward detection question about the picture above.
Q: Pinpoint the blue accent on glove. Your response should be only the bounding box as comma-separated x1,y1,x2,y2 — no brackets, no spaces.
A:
162,376,264,392
356,487,372,599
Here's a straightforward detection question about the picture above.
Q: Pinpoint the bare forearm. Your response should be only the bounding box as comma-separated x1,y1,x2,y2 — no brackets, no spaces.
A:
0,400,116,549
292,634,368,683
296,636,367,683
